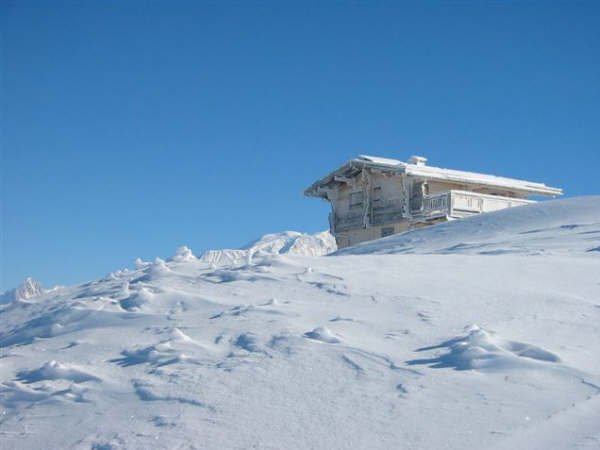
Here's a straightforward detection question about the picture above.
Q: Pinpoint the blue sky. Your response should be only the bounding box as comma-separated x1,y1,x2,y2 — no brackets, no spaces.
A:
2,1,599,291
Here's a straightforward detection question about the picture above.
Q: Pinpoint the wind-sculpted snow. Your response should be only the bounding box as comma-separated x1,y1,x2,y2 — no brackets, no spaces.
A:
407,325,561,371
16,360,101,384
304,326,341,343
0,197,599,449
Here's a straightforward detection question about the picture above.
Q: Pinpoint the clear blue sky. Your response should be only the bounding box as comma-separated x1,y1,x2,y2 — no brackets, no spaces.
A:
2,1,599,291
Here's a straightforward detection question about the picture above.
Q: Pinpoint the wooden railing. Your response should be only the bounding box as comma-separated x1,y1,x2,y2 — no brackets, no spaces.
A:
422,192,450,215
417,190,534,218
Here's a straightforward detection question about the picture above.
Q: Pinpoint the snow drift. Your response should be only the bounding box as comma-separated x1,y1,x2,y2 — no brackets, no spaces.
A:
0,197,599,450
337,195,600,256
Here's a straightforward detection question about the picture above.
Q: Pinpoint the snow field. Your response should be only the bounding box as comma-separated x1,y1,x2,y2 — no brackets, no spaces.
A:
0,197,599,449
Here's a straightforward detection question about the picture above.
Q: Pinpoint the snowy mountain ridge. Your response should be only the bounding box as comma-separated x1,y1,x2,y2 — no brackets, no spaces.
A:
0,277,45,304
0,196,599,450
198,230,336,266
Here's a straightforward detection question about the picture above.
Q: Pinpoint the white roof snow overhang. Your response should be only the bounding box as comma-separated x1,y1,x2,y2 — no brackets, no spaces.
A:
304,155,563,198
404,166,563,197
303,158,403,198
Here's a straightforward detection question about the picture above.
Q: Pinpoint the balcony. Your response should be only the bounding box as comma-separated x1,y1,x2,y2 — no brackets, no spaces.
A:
413,190,534,219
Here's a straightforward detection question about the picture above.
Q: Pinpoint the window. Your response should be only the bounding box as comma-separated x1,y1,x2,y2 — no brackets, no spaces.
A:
372,186,383,209
349,191,364,209
381,227,394,237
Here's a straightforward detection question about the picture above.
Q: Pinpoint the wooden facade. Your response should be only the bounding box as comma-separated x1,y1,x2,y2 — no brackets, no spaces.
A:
305,155,562,248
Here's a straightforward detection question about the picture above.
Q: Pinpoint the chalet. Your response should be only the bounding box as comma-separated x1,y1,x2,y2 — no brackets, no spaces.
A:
304,155,562,248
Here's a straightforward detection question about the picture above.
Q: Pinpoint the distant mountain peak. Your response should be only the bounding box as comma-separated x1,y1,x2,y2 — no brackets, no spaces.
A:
1,277,44,303
199,230,336,266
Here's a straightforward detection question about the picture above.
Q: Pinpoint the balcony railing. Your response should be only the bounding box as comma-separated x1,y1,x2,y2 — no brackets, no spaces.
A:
415,190,534,218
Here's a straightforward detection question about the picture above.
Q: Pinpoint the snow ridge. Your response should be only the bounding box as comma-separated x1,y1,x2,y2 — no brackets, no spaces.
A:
199,230,336,266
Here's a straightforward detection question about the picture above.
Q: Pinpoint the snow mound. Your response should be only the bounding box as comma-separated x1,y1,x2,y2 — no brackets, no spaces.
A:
199,230,336,266
170,246,197,262
304,326,341,343
112,342,188,367
16,360,101,384
407,325,561,371
336,196,600,256
119,287,154,311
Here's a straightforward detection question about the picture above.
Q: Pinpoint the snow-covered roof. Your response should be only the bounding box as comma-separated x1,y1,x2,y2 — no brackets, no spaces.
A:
304,155,562,198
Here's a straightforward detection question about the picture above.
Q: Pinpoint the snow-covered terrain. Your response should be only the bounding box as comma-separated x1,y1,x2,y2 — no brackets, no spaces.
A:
336,195,600,257
198,230,336,266
1,197,599,449
0,277,45,304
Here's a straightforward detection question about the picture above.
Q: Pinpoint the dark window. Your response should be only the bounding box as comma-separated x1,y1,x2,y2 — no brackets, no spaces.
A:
381,227,394,237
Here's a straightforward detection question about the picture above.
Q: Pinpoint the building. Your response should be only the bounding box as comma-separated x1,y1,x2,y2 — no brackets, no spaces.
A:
304,155,562,248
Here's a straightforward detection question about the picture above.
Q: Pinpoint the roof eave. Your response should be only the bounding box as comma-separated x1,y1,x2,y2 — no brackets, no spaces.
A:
304,157,563,198
303,158,404,198
405,167,563,197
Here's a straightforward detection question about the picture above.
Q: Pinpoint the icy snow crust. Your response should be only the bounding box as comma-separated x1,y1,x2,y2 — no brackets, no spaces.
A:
1,197,599,449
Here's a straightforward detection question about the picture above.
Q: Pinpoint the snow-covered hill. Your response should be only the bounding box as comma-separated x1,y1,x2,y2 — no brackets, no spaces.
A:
337,195,600,257
1,197,599,449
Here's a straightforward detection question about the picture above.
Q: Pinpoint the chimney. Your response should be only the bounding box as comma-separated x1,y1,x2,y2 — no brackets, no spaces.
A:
408,155,427,166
